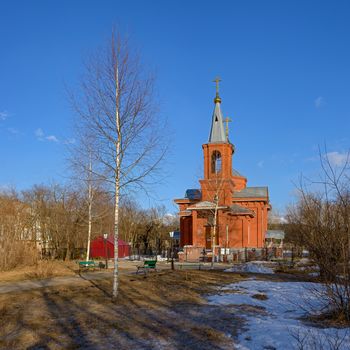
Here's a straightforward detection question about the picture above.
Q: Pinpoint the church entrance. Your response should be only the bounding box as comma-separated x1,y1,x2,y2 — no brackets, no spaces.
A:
205,226,212,249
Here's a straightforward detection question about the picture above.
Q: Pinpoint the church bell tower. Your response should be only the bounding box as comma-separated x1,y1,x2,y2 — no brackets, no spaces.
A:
200,78,236,205
174,78,269,251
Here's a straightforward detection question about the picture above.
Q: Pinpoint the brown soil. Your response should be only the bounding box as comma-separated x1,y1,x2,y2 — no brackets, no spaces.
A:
0,268,245,350
252,293,268,300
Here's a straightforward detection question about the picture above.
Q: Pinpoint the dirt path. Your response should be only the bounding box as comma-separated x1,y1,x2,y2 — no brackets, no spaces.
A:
0,260,172,294
0,261,232,295
0,271,113,294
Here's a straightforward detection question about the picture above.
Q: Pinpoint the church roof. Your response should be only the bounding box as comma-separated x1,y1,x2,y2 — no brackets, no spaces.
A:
209,100,227,143
186,202,255,217
187,201,227,210
233,186,268,198
229,204,255,216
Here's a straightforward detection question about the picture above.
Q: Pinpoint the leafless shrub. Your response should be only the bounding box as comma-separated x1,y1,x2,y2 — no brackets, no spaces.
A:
25,260,56,279
0,191,38,270
290,327,348,350
0,240,38,271
287,147,350,322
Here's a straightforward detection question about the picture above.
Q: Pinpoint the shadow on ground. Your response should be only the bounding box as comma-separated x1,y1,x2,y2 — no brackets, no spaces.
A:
0,270,245,350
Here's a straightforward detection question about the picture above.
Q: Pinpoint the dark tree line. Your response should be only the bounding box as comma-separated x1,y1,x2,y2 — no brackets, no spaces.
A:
0,184,178,271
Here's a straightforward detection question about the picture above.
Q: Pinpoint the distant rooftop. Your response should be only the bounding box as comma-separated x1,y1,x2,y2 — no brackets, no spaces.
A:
266,230,285,240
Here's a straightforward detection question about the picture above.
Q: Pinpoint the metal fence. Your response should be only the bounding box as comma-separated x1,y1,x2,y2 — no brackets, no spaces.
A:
216,247,308,263
126,247,179,261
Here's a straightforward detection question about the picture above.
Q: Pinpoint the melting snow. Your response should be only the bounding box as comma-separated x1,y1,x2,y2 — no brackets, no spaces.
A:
225,261,275,274
208,279,350,349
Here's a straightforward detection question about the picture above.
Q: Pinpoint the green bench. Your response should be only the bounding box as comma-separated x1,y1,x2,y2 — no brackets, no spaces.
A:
78,260,98,271
136,260,157,274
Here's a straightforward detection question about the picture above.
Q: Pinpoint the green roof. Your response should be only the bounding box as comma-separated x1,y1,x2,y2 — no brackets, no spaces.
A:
233,186,268,198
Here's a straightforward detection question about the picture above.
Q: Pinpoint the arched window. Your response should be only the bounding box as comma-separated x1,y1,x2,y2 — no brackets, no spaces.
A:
211,151,222,174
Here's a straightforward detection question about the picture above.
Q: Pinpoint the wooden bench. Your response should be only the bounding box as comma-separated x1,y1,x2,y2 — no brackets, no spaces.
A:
136,260,157,274
178,263,203,270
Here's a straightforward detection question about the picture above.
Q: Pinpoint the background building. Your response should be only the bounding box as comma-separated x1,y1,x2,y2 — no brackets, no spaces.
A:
90,236,130,259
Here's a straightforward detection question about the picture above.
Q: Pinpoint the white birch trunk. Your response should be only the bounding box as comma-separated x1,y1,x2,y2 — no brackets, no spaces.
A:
86,157,93,261
112,65,120,300
211,203,218,268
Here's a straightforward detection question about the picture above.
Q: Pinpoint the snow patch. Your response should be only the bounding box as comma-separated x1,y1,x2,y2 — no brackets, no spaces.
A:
225,261,275,274
156,255,168,261
208,279,350,349
295,258,311,266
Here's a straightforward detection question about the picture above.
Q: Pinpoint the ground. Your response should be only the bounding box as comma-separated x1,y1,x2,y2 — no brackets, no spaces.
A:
0,261,349,349
0,262,244,350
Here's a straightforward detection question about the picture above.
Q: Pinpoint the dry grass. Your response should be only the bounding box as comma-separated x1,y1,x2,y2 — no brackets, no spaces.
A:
25,260,63,279
0,240,38,271
0,260,78,283
0,269,245,350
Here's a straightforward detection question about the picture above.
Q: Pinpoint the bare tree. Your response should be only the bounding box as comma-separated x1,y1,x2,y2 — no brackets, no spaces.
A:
0,189,38,270
209,177,224,267
70,32,168,299
68,148,107,261
118,197,142,245
287,147,350,322
199,165,226,267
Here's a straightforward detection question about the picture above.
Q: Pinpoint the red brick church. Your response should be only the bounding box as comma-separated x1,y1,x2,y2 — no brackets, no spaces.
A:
174,80,270,260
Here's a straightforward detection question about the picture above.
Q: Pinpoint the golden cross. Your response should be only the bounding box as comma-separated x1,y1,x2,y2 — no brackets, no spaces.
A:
224,116,232,138
213,76,221,96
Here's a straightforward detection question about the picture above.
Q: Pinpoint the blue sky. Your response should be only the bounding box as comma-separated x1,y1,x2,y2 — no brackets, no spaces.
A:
1,0,350,213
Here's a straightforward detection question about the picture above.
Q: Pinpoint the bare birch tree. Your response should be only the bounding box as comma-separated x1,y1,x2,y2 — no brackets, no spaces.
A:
70,32,167,299
67,131,110,262
86,154,93,261
209,174,225,267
